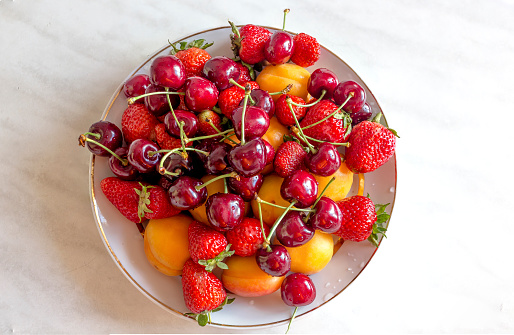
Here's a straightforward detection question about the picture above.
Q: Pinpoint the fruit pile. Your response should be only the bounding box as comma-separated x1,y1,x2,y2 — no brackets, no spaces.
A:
79,9,397,331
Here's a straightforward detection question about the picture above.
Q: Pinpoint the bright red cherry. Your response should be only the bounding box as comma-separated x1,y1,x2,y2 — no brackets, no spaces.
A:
255,244,291,277
184,76,219,112
308,196,342,233
281,273,316,307
333,80,366,114
202,56,241,90
167,176,207,210
307,68,339,100
280,170,318,208
205,142,232,175
123,74,150,99
227,138,267,178
227,174,264,202
304,142,341,177
149,55,186,90
206,192,245,231
231,105,270,141
241,89,275,118
276,211,314,247
264,31,294,65
164,110,199,138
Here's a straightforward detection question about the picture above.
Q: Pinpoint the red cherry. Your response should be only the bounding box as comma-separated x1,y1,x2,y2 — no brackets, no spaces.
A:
264,31,294,65
149,55,186,90
281,273,316,307
123,74,150,99
307,68,339,100
276,211,314,247
184,76,219,112
333,80,366,114
255,244,291,277
206,192,245,231
167,176,207,210
280,170,318,208
304,142,341,177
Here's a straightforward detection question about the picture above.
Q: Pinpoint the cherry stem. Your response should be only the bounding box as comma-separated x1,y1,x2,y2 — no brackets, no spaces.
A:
287,90,326,108
268,84,293,96
127,90,184,104
78,134,128,165
83,132,101,140
266,200,297,243
282,9,290,31
229,79,255,104
301,93,353,131
256,197,314,213
157,147,208,176
286,307,298,334
312,177,336,209
187,128,234,142
257,200,266,246
164,88,188,154
301,134,349,147
195,172,238,191
288,101,316,153
239,84,252,146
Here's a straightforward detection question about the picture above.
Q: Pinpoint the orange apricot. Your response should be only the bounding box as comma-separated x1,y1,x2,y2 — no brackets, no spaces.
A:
144,214,193,276
315,161,354,202
250,174,290,226
221,255,284,297
256,63,311,102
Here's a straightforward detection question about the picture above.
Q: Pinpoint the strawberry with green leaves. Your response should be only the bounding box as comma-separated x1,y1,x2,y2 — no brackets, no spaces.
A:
188,221,234,271
229,22,271,65
334,195,389,246
170,39,213,78
182,258,234,326
100,177,181,225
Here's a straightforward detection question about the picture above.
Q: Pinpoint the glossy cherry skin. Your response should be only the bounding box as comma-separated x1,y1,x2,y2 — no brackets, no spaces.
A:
149,55,186,90
241,89,275,118
352,102,372,126
308,196,342,233
167,175,207,210
108,147,139,180
144,84,179,117
206,192,245,231
123,74,150,99
307,68,339,100
160,152,192,175
227,174,264,202
127,138,162,173
263,139,275,166
264,31,294,65
281,273,316,307
85,121,123,156
205,142,233,175
276,211,314,247
304,142,341,177
231,105,270,141
164,110,199,138
202,56,241,90
227,138,268,178
255,244,291,277
280,170,319,208
333,80,366,114
184,76,219,113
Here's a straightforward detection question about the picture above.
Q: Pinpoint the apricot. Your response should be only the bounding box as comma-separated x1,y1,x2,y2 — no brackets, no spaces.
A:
315,161,354,202
256,63,311,102
144,214,193,276
278,230,334,275
250,174,290,226
221,255,284,297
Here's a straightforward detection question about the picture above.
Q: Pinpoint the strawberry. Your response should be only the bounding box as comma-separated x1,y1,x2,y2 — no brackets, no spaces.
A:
230,22,271,65
170,39,213,78
121,103,160,143
299,100,351,145
182,258,233,326
226,217,270,257
197,110,222,137
334,195,389,247
273,140,307,178
344,113,398,174
235,61,253,84
188,221,234,271
154,123,182,150
291,32,321,68
275,94,307,126
217,81,259,119
100,177,180,224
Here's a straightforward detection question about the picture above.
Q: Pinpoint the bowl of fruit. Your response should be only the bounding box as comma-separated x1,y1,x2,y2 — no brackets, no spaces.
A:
80,10,397,331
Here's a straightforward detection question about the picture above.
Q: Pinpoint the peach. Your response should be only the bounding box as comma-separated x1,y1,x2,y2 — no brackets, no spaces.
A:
250,174,290,226
221,255,284,297
315,161,354,202
277,230,334,275
256,63,311,102
144,214,193,276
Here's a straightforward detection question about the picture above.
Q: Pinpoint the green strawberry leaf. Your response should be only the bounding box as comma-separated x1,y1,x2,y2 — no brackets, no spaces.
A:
197,313,209,326
135,183,155,222
368,203,390,247
169,39,214,55
198,245,235,272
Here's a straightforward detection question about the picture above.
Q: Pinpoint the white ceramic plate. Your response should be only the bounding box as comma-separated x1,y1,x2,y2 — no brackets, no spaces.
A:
89,26,397,329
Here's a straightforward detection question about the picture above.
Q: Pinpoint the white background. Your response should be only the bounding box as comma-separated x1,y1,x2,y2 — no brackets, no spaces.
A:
1,0,513,333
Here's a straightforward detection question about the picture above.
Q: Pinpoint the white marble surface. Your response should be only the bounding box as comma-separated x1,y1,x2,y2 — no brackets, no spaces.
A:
1,0,513,333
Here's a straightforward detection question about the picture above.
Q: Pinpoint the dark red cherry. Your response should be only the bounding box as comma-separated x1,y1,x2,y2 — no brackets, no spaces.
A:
241,89,275,118
85,121,123,157
276,211,314,247
158,175,176,191
227,174,264,202
262,139,275,166
202,56,241,90
127,139,162,173
206,192,245,231
149,55,186,90
184,76,219,113
167,175,207,210
280,170,318,208
205,142,233,175
305,142,341,177
123,74,150,99
231,105,270,141
308,196,342,233
164,110,199,138
227,138,267,178
333,80,366,114
352,102,372,126
264,31,294,65
255,244,291,277
108,147,139,180
307,68,339,100
144,84,179,117
281,273,316,307
161,152,192,175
